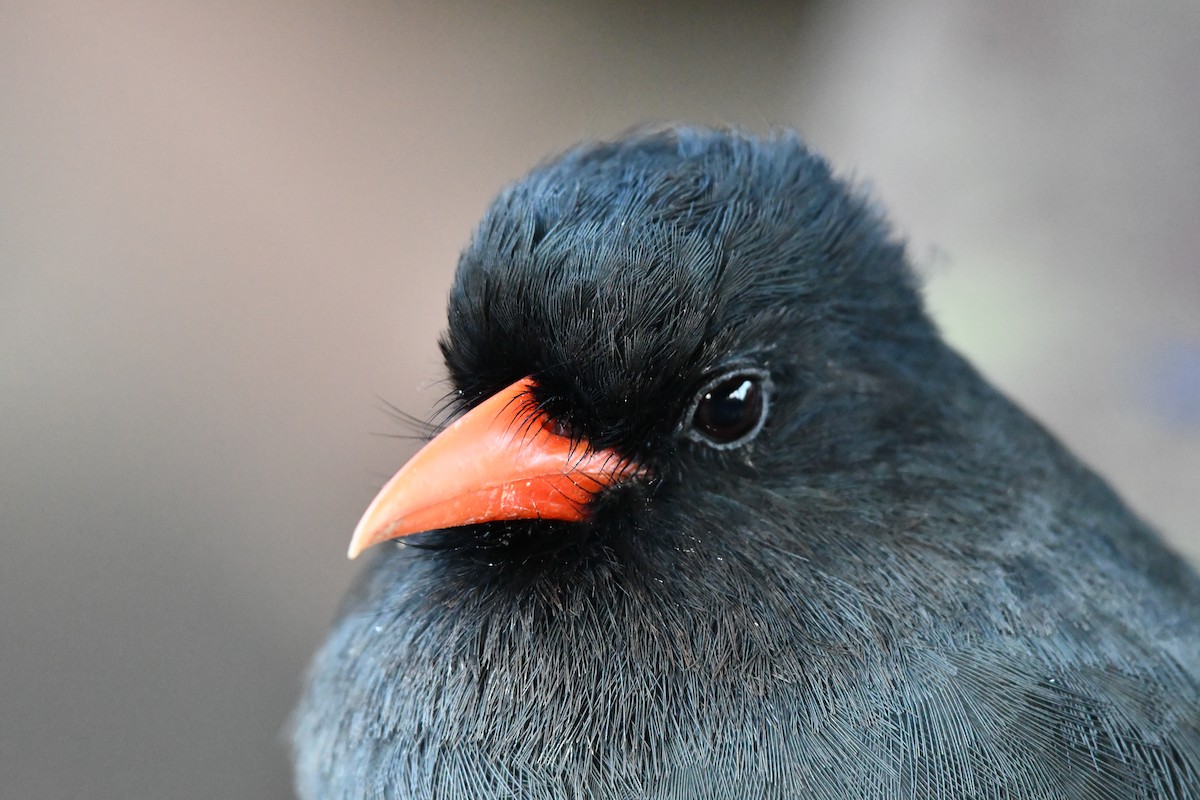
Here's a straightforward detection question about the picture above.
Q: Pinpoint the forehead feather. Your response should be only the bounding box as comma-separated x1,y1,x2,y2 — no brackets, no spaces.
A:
444,129,925,399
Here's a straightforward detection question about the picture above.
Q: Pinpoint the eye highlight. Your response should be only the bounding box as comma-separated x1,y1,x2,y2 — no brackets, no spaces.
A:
686,369,771,449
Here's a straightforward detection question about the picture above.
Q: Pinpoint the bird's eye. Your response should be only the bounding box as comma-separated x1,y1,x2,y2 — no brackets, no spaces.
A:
687,369,771,448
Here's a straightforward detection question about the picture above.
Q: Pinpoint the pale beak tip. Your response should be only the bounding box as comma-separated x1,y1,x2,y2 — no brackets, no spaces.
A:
346,510,379,560
346,529,367,560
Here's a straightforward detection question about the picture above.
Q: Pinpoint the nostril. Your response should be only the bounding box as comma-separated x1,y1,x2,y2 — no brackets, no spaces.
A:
543,416,574,438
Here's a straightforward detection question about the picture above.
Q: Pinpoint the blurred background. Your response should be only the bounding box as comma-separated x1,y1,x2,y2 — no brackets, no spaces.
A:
2,1,1198,797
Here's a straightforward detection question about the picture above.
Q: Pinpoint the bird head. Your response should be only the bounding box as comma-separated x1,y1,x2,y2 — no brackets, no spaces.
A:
347,129,965,596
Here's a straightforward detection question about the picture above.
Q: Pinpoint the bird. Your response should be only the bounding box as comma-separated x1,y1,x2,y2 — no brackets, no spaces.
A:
291,127,1200,799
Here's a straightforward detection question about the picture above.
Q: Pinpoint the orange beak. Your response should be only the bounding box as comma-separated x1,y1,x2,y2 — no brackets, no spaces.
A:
347,377,642,558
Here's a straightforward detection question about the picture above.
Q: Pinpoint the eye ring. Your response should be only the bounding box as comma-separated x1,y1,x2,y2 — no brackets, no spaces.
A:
683,368,772,449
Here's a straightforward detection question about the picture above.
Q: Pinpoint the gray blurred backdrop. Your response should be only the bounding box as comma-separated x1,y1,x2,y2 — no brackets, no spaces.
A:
2,2,1198,797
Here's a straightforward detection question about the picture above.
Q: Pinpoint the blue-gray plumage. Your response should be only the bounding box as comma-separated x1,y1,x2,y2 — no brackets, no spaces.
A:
292,128,1200,798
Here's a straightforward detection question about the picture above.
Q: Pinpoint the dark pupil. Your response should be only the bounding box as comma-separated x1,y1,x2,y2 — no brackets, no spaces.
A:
694,376,762,442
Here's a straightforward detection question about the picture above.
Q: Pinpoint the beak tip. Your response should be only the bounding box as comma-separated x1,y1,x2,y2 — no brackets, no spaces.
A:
346,515,376,560
348,478,401,559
